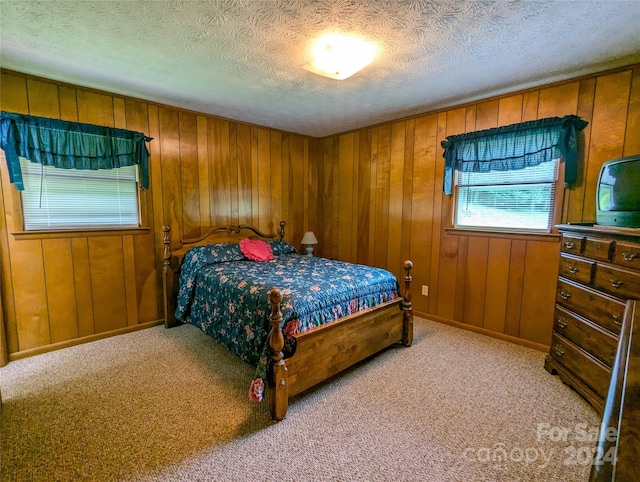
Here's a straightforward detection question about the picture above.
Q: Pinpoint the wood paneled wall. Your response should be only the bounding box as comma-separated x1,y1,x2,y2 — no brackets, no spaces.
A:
0,70,319,361
1,64,638,361
319,65,640,348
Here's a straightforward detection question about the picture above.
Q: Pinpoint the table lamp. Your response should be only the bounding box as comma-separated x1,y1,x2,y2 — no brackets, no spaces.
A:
301,231,318,256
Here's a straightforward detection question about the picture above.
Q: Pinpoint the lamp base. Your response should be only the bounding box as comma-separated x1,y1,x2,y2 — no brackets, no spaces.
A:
305,245,314,256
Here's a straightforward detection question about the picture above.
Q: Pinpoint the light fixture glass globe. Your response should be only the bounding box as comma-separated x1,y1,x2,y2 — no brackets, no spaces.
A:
303,34,377,80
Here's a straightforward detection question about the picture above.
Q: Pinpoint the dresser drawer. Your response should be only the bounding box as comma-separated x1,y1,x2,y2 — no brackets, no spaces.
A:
613,241,640,271
561,234,584,255
583,237,614,262
550,333,611,399
553,306,618,368
593,263,640,300
559,253,594,284
557,278,624,335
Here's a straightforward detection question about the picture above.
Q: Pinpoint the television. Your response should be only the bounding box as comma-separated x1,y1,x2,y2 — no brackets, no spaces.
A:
596,155,640,228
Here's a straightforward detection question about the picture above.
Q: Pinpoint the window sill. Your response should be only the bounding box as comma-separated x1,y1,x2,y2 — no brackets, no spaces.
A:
12,227,150,240
444,227,561,243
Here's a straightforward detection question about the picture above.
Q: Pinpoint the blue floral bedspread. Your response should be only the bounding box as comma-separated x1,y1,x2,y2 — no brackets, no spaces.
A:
175,241,400,402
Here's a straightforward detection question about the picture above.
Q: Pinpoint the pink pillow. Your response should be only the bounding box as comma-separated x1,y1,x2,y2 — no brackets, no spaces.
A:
239,239,274,262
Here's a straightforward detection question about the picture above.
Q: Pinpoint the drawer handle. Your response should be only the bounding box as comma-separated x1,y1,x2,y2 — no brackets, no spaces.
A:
557,316,568,329
610,349,616,360
568,265,578,274
613,314,622,325
560,289,571,300
610,279,624,289
564,241,576,249
554,344,565,357
622,252,637,261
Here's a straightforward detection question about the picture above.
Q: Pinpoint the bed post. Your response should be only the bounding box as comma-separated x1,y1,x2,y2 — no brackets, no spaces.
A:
402,259,414,347
162,225,178,328
279,220,286,241
268,288,288,420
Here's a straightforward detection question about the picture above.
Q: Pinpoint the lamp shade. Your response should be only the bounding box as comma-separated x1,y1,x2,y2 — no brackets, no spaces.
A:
301,231,318,245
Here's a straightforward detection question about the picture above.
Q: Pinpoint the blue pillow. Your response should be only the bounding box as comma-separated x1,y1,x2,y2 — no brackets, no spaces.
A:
183,243,245,266
268,241,299,256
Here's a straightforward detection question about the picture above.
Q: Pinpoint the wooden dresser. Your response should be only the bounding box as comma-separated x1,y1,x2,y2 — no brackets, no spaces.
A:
545,224,640,413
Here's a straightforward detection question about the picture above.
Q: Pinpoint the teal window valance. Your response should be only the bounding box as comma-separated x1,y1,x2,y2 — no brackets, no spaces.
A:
441,115,588,195
0,111,152,190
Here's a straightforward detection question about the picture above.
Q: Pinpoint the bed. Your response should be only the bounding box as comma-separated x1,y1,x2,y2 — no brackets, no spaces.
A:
162,221,414,420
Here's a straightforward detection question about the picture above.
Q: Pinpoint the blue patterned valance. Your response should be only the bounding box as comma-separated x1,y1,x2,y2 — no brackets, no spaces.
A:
0,112,152,190
441,115,588,194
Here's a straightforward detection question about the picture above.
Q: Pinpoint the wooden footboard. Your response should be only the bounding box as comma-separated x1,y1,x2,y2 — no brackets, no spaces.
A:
268,259,414,421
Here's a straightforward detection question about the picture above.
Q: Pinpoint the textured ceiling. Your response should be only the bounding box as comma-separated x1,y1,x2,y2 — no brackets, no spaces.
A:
1,0,640,137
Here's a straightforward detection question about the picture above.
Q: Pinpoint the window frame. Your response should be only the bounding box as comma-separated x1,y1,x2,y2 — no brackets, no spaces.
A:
2,153,149,239
18,158,142,232
450,160,566,235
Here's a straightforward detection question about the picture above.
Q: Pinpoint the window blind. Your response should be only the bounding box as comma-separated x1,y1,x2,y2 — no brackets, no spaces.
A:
20,157,139,230
454,158,559,231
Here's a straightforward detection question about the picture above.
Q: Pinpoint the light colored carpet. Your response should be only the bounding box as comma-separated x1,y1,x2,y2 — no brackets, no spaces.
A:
0,317,599,482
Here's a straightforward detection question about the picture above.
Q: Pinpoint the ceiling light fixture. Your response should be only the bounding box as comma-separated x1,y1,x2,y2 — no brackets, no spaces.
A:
303,34,376,80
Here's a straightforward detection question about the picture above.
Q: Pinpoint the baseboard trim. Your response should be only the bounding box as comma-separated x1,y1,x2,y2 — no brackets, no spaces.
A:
7,320,164,362
7,313,549,362
414,311,550,353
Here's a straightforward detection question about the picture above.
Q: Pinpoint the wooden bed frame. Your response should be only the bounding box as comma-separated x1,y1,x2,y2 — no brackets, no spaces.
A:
162,221,414,420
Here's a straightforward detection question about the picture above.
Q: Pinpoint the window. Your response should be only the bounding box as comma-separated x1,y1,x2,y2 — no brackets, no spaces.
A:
441,115,588,233
19,157,140,230
454,158,559,232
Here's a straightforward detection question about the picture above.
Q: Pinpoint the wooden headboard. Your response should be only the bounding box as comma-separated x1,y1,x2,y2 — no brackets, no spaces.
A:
162,221,287,327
